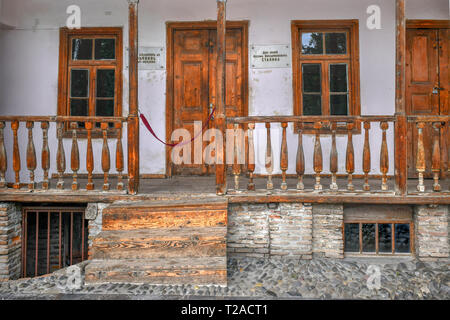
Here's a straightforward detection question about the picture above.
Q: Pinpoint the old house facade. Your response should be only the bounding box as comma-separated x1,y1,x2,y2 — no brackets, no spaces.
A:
0,0,448,287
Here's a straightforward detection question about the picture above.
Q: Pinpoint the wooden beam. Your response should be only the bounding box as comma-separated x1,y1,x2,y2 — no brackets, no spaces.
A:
127,0,140,195
395,0,408,195
215,0,227,195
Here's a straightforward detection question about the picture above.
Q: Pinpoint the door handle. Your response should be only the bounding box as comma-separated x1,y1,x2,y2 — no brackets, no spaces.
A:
432,87,444,94
209,103,215,120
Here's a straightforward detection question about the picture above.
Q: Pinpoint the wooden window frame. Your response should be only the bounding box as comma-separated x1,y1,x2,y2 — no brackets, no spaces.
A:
292,20,361,134
343,221,414,256
57,27,123,138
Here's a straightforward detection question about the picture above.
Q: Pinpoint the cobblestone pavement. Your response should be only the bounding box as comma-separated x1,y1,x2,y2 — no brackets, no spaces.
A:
0,257,449,300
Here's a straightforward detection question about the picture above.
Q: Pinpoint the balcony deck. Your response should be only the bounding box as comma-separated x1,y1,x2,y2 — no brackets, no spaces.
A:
0,175,448,204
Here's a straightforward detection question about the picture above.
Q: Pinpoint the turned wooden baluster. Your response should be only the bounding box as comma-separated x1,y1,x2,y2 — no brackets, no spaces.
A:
280,122,288,190
11,121,21,189
441,121,449,191
41,122,50,190
70,123,80,191
416,122,426,192
313,122,323,191
115,122,124,191
0,122,7,188
85,122,94,191
296,123,305,190
232,123,241,191
56,122,66,190
346,122,355,191
362,121,371,191
101,122,111,191
330,122,338,191
380,122,389,191
265,123,273,190
26,121,37,190
431,122,441,191
247,123,255,191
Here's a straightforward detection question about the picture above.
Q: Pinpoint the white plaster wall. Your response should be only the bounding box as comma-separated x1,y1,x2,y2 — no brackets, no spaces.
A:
0,0,448,181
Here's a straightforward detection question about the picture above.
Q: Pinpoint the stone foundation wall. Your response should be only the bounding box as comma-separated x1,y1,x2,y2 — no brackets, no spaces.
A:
312,204,344,259
87,203,107,259
414,205,449,260
227,203,313,259
0,203,22,281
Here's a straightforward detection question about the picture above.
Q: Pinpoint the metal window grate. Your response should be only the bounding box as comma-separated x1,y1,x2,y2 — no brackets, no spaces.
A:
21,207,88,278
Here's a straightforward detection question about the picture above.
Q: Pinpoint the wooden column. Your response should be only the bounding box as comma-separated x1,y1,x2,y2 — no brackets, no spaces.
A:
215,0,227,195
127,0,140,195
394,0,408,195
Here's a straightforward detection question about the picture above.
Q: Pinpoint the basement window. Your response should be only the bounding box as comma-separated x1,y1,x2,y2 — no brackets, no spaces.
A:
343,205,413,256
22,207,88,278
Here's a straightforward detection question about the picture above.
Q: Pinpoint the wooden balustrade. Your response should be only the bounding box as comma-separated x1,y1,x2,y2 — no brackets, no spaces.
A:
409,117,449,193
0,116,127,193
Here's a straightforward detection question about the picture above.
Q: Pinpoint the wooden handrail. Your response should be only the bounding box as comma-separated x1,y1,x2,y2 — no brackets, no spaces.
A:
227,115,396,124
0,115,127,122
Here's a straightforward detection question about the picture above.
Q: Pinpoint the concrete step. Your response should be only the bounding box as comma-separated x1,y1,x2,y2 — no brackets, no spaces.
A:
84,257,227,286
102,198,228,231
91,227,227,260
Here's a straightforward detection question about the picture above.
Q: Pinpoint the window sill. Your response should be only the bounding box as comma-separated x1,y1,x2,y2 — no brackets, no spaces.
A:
63,128,120,139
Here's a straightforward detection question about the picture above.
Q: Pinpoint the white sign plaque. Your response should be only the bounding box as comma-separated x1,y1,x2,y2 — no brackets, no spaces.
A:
138,47,165,70
251,45,291,69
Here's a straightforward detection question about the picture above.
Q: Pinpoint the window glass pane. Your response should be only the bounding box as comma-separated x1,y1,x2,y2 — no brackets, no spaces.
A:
325,33,347,54
330,95,348,115
362,223,376,252
302,64,321,93
330,64,348,93
72,39,93,60
97,69,115,98
395,224,410,253
95,39,115,60
70,99,88,116
303,95,321,115
96,99,114,116
70,70,89,98
344,223,360,252
302,32,323,54
378,224,392,253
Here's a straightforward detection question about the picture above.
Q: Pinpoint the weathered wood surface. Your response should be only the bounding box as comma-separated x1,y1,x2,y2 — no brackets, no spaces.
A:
92,227,226,260
103,198,228,231
84,257,227,285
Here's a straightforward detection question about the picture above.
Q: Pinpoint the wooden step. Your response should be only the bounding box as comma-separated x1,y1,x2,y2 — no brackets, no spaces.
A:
84,257,227,286
91,227,227,260
102,198,228,231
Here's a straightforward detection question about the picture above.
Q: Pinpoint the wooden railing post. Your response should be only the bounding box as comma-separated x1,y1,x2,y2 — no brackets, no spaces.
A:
0,122,6,188
116,122,125,191
11,120,21,189
346,122,355,191
70,122,80,191
247,123,255,191
416,122,426,192
313,122,323,191
280,122,288,190
394,0,408,196
330,122,338,191
265,123,274,190
56,121,65,190
380,121,389,191
85,121,94,191
232,124,241,191
41,121,50,190
26,121,37,190
127,0,140,195
215,0,227,195
101,122,111,191
431,122,441,191
362,121,371,191
296,123,305,190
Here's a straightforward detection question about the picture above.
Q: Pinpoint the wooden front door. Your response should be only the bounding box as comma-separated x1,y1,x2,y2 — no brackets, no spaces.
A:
406,27,449,176
168,23,248,176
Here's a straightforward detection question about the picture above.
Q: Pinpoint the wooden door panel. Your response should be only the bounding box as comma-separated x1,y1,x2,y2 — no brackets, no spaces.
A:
171,27,246,176
173,30,209,174
406,29,440,176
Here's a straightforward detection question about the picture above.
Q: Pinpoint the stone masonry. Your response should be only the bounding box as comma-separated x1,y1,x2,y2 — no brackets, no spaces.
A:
228,203,313,259
312,204,344,259
87,203,108,259
0,203,21,281
414,205,449,260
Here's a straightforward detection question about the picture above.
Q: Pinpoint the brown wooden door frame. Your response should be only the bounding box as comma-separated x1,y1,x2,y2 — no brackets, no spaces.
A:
405,20,449,177
165,21,249,177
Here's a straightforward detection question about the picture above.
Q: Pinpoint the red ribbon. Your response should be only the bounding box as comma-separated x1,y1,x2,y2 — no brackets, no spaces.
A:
139,107,216,147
